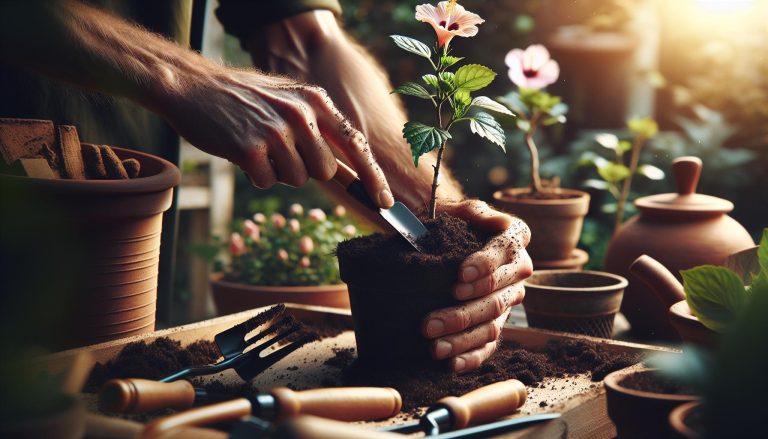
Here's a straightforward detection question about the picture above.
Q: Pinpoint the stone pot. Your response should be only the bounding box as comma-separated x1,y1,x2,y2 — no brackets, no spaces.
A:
605,156,754,341
669,401,703,439
492,188,590,262
211,274,349,315
523,270,627,338
605,368,699,439
0,146,179,348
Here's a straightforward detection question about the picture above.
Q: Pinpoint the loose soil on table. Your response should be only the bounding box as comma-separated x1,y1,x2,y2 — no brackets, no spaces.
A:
500,191,582,201
324,339,639,412
619,371,697,395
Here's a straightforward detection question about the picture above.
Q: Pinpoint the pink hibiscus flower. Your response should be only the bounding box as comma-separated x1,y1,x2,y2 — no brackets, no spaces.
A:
505,44,560,90
415,1,485,48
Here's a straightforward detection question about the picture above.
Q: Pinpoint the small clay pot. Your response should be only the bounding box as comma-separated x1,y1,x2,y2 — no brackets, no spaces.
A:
492,188,590,262
669,401,704,439
605,368,699,439
668,301,717,348
533,248,589,270
523,270,627,338
210,275,350,315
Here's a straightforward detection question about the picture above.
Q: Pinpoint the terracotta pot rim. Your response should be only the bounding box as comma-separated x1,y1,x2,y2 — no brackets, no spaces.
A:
0,146,180,193
669,300,704,324
525,269,628,292
533,248,590,268
604,368,700,401
669,400,702,438
211,276,346,293
492,187,590,206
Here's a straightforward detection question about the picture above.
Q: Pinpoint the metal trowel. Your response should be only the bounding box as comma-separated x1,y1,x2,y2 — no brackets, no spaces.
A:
332,159,427,252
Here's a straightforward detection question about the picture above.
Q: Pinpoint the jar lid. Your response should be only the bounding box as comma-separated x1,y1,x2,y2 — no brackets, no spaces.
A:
635,156,733,217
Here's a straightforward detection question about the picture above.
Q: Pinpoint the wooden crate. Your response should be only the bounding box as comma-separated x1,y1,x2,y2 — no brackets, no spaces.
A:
40,304,678,438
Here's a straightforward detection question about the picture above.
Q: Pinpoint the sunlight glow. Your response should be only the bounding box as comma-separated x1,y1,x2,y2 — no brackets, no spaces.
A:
695,0,754,11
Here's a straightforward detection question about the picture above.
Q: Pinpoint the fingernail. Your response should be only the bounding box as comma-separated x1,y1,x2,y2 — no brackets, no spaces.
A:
379,189,394,208
454,357,466,372
461,266,480,282
426,319,445,337
435,340,452,359
455,283,474,300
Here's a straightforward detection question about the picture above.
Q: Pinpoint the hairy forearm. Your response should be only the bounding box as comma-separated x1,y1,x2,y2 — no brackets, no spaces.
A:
248,11,465,214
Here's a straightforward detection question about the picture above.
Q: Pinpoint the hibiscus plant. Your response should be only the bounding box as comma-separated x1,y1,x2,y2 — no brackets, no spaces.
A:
392,0,513,219
499,45,568,195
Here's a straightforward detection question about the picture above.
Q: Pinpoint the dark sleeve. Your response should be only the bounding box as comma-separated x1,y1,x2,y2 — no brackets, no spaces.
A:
216,0,342,41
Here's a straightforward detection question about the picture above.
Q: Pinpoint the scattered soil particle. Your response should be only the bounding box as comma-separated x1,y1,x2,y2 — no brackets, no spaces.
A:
619,371,697,395
539,401,548,407
501,191,582,201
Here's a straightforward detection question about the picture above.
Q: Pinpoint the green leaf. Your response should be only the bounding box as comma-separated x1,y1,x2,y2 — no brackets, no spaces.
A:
618,140,633,153
402,122,451,166
470,96,515,116
452,89,471,119
454,64,497,92
422,74,439,89
516,119,531,132
637,164,665,180
469,112,506,151
542,115,567,126
392,82,433,100
759,228,768,273
597,162,631,183
595,133,620,151
627,117,658,138
390,35,432,59
549,102,569,117
583,179,611,191
440,55,463,68
438,72,456,93
683,265,748,332
498,92,527,114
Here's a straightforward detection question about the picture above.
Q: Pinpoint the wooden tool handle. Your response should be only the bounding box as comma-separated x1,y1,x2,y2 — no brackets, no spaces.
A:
672,156,702,195
332,159,358,189
437,379,527,430
270,386,402,422
140,398,252,439
276,415,402,439
99,378,197,414
86,413,225,439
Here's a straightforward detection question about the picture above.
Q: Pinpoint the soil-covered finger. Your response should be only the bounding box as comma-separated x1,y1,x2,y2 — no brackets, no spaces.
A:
423,285,520,338
431,317,503,360
100,146,129,179
121,158,141,178
457,219,530,284
240,145,277,189
449,340,500,374
81,143,107,179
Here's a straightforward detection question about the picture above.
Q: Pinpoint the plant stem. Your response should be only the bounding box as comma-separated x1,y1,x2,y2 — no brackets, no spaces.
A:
429,99,445,220
525,113,543,194
614,136,644,232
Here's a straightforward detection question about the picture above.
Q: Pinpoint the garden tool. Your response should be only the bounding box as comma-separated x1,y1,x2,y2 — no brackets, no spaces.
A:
160,305,315,382
332,159,427,252
137,387,402,439
228,413,563,439
380,379,528,435
99,377,403,419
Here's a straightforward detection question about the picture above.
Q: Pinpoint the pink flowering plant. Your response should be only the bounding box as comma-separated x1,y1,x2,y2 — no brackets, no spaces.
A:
195,204,359,286
500,44,569,194
393,0,513,218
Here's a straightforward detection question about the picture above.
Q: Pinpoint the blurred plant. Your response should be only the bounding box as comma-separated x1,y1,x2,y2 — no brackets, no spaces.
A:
392,0,511,218
582,0,634,33
499,44,568,194
580,117,663,231
194,204,359,286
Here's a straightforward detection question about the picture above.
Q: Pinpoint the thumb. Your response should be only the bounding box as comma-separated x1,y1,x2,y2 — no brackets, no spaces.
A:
441,200,512,233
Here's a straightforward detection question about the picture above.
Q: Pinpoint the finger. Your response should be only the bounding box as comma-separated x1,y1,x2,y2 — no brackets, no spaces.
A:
423,284,523,338
441,199,513,233
449,340,500,374
267,136,309,188
311,90,393,208
279,99,337,181
431,310,509,360
454,249,532,300
240,145,277,189
457,219,531,284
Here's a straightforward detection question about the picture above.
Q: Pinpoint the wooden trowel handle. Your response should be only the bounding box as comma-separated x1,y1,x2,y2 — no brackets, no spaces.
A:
140,398,252,439
270,386,402,421
437,379,527,429
276,415,402,439
332,159,358,188
99,378,196,414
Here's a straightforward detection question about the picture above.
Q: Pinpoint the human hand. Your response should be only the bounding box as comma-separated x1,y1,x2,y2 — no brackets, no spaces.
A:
422,200,532,373
154,67,394,208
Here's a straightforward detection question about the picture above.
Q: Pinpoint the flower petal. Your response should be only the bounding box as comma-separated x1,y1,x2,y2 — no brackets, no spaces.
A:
504,49,525,69
536,59,560,86
523,44,552,71
508,66,529,89
415,3,445,24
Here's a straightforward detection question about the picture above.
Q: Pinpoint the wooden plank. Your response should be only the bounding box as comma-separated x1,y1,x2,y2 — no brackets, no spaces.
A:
57,125,86,180
0,118,60,176
19,158,57,179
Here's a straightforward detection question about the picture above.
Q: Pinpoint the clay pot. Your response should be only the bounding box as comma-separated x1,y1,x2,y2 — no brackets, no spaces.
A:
604,368,699,439
605,157,754,340
0,146,179,348
210,275,350,315
523,270,627,338
492,188,590,262
630,255,718,348
669,401,703,439
0,395,85,439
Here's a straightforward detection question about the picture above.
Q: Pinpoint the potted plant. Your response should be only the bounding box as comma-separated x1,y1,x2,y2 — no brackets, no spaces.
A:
199,204,360,314
492,45,590,266
336,0,514,367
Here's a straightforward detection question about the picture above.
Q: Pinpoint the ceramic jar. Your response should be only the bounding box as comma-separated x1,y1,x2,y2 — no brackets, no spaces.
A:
604,156,754,340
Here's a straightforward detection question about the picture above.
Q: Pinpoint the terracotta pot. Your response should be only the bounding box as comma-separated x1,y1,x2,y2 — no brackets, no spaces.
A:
0,146,179,348
211,275,350,315
669,401,703,439
523,270,627,338
605,157,754,340
0,395,85,439
630,255,718,348
533,248,589,270
492,188,590,262
604,368,699,439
